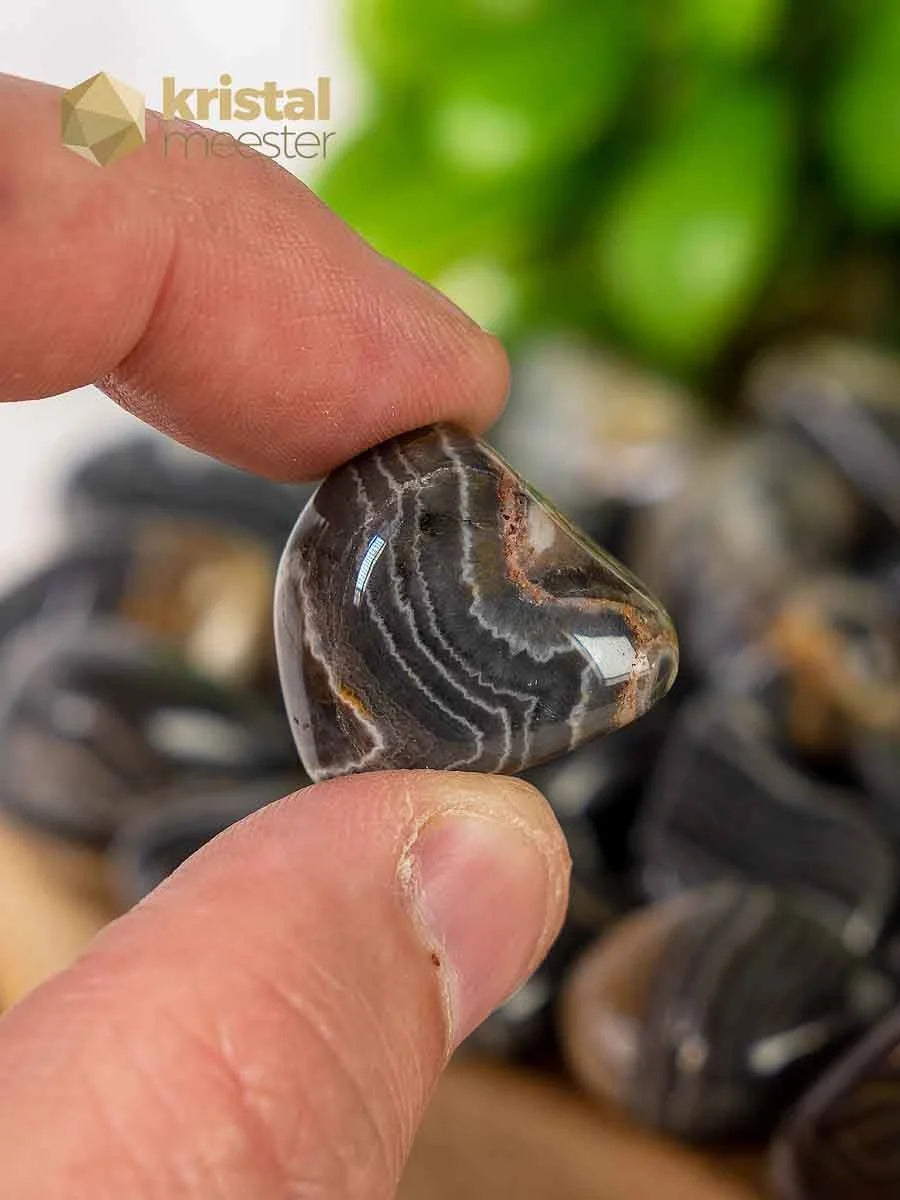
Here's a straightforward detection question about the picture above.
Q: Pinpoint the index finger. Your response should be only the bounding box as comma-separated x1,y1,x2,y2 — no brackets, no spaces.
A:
0,74,509,479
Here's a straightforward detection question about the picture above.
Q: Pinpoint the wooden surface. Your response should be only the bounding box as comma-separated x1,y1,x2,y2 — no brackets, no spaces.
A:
0,818,116,1007
402,1063,768,1200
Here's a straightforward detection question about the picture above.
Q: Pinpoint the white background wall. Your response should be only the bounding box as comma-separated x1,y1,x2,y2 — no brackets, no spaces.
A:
0,1,355,585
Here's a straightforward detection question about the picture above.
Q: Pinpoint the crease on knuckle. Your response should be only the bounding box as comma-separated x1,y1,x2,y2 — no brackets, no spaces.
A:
98,218,181,416
211,959,408,1197
74,996,291,1200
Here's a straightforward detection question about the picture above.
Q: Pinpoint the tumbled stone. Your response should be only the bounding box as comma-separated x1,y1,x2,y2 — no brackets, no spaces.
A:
61,440,316,688
772,1006,900,1200
523,687,671,821
111,774,306,903
0,620,295,845
497,337,704,546
115,523,277,687
742,573,900,861
880,554,900,610
766,574,900,756
0,544,130,651
748,337,900,533
67,436,313,549
0,534,276,690
856,733,900,851
632,431,863,674
560,883,895,1141
635,694,897,952
525,716,661,881
275,423,678,780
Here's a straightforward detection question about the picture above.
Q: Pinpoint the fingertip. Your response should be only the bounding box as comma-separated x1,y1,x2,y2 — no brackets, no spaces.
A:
1,73,511,479
396,271,512,435
458,327,512,436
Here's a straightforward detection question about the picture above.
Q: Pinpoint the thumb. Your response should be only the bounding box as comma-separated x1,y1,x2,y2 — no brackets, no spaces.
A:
0,771,569,1200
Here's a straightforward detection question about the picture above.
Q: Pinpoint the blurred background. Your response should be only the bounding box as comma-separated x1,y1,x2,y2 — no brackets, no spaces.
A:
2,2,900,1198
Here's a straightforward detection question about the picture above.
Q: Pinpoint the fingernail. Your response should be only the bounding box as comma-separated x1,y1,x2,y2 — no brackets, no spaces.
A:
405,778,569,1047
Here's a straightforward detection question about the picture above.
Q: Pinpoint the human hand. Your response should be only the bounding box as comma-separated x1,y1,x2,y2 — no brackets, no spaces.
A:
0,74,570,1199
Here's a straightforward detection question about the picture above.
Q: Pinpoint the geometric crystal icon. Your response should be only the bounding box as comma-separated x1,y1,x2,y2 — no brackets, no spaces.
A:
275,423,678,782
61,72,145,167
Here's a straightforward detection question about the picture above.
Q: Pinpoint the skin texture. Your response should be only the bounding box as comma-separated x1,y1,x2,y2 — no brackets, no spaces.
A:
0,73,570,1199
0,73,509,476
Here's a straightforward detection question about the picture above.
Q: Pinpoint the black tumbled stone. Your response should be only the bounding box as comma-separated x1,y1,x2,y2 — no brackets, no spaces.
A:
561,883,895,1141
0,620,295,845
111,774,306,903
772,1005,900,1200
635,694,897,953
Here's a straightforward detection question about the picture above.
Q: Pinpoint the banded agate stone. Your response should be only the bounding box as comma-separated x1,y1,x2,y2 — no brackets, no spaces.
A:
275,424,678,781
636,694,897,953
772,1006,900,1200
0,620,294,845
560,883,895,1141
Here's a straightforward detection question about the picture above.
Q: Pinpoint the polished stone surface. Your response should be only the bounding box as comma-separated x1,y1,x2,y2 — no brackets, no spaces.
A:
525,685,675,876
275,424,678,780
0,620,295,845
772,1006,900,1200
560,883,895,1141
636,695,897,953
